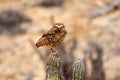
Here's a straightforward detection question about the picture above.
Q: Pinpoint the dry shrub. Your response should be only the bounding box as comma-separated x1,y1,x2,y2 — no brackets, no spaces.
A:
35,0,64,7
0,8,31,35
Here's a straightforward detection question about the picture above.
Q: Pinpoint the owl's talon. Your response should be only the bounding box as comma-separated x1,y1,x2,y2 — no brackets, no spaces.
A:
51,48,57,53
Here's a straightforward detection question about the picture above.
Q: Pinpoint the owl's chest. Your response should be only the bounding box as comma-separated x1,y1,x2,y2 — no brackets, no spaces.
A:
46,32,66,48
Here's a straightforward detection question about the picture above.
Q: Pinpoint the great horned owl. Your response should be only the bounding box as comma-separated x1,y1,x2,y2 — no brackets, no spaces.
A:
36,23,67,52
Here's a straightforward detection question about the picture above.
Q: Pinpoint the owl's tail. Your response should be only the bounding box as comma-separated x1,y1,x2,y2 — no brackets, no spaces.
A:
36,41,42,48
36,43,40,48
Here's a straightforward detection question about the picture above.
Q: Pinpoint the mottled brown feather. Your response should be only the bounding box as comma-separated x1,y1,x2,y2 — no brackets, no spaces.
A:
36,23,67,49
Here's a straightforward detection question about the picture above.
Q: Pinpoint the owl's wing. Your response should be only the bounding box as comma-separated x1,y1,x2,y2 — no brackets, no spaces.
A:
42,27,58,37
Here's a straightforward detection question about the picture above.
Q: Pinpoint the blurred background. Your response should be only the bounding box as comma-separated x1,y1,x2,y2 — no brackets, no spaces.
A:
0,0,120,80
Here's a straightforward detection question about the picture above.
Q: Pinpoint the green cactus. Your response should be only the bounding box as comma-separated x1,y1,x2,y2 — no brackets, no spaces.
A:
46,52,62,80
72,60,86,80
46,52,86,80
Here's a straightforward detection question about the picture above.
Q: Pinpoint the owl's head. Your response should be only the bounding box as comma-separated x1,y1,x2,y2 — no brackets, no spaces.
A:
53,23,65,30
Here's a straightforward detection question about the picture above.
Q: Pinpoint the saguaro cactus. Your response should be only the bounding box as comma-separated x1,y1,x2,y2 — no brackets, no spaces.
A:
46,52,86,80
72,60,86,80
46,52,62,80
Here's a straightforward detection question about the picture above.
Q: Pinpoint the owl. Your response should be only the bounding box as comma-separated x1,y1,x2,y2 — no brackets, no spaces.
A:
36,23,67,52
